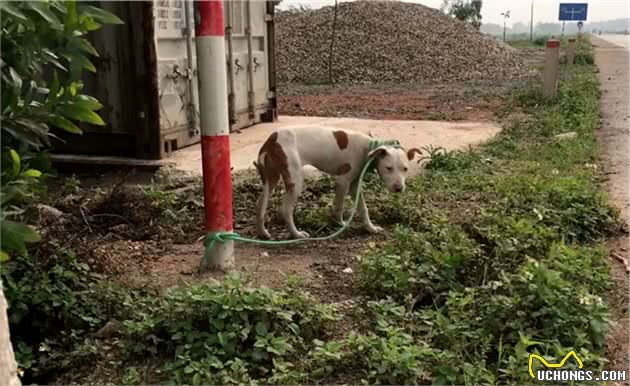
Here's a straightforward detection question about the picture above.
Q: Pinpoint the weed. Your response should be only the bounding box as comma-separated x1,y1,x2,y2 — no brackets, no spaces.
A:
1,247,139,382
122,273,337,384
121,367,142,385
351,49,619,384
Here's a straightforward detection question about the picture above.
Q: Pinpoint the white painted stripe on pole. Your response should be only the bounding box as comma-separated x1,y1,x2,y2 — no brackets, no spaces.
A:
196,36,229,137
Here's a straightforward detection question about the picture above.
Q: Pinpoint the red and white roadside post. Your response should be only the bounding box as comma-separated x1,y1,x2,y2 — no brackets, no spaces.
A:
195,0,234,271
543,39,560,98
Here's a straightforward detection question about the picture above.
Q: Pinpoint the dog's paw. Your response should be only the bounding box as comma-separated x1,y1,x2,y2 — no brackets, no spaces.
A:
366,225,384,234
257,229,272,240
293,230,310,239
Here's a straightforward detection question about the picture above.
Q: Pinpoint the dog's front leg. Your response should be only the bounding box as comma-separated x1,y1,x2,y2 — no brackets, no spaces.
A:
359,191,383,234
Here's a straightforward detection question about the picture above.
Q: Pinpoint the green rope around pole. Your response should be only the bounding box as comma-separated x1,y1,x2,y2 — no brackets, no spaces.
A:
201,140,401,270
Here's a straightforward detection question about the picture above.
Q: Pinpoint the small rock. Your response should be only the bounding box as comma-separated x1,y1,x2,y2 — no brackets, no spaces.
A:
260,252,269,257
36,204,65,224
92,320,123,339
111,223,129,233
554,131,578,140
342,267,353,274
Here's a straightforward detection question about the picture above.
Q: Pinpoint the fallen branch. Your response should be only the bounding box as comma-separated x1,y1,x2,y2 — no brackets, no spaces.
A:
79,206,93,233
88,213,132,225
611,252,630,273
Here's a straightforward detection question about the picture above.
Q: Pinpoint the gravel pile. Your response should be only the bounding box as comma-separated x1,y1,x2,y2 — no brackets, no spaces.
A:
276,1,529,84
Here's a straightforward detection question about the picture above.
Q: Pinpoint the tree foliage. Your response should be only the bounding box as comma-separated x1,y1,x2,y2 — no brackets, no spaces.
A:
0,1,122,261
441,0,483,30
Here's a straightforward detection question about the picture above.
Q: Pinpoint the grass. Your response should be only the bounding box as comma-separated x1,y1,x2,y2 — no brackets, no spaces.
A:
508,34,594,51
348,52,619,384
4,39,622,385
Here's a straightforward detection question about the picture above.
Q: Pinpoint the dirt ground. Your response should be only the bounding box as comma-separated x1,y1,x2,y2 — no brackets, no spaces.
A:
592,36,630,377
278,78,526,122
169,116,501,176
277,49,543,122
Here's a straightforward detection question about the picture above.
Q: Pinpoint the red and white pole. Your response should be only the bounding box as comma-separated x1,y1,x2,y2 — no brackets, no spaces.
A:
543,39,560,98
194,0,234,271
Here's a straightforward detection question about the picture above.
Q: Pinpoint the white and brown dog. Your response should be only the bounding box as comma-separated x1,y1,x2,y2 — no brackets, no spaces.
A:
254,126,422,239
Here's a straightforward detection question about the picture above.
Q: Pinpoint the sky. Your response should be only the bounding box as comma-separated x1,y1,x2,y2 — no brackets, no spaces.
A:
276,0,630,26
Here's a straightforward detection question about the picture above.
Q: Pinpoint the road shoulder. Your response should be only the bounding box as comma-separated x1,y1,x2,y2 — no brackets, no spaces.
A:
592,36,630,376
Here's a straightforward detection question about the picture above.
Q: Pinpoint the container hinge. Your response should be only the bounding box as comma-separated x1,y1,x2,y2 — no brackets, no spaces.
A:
166,64,193,80
266,91,275,99
264,14,273,22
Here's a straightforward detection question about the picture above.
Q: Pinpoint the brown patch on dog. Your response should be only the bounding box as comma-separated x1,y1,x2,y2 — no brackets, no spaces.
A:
333,163,352,175
333,130,349,150
257,132,292,190
406,148,422,162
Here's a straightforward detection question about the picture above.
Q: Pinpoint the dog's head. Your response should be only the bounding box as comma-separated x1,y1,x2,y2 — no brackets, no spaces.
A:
368,146,422,193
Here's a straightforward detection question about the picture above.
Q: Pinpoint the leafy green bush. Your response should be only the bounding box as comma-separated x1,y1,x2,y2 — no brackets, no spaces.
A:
574,51,594,65
351,52,618,385
533,36,547,46
0,0,122,259
307,330,439,384
441,244,610,384
123,274,337,384
359,226,478,302
0,248,136,382
423,146,483,173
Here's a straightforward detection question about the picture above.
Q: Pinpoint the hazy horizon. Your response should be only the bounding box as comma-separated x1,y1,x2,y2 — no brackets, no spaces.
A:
277,0,630,27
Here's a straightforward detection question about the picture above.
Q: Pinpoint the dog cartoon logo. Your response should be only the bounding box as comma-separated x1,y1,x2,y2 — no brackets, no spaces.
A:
528,351,584,379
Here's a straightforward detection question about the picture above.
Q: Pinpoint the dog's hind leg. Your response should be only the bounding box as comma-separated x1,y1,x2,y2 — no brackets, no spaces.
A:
255,161,278,239
280,154,309,239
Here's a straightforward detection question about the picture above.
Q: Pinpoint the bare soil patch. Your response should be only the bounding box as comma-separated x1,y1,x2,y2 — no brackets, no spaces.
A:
278,78,537,122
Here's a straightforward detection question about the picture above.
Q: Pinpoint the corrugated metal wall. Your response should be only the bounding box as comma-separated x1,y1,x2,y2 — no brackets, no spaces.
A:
53,0,276,161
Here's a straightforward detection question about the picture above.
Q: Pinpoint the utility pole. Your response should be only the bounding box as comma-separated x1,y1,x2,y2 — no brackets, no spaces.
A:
530,0,534,41
501,10,510,42
194,0,234,272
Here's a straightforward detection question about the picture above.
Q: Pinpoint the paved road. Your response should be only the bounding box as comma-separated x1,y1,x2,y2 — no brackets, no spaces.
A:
597,34,630,49
591,36,630,375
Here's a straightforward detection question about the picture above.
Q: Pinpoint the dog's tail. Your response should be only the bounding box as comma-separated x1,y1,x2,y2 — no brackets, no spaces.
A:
253,160,264,181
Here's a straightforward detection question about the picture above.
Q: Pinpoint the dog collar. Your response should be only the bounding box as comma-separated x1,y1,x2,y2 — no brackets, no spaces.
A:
368,139,401,152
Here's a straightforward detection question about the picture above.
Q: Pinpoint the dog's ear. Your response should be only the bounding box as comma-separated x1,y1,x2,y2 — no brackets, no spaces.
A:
406,148,422,162
367,146,389,159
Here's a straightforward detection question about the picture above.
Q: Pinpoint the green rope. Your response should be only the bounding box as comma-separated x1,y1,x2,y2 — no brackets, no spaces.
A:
200,139,401,270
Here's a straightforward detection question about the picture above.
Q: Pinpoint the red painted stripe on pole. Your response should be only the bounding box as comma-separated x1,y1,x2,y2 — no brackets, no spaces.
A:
195,0,224,36
546,40,560,48
201,135,233,232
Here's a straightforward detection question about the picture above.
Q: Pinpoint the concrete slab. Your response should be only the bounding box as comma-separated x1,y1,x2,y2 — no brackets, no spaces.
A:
168,115,501,176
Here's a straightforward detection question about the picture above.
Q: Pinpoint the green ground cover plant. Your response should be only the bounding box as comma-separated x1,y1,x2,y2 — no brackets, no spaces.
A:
3,35,620,385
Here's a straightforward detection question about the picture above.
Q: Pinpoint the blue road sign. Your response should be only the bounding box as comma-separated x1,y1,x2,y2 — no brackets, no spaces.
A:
559,3,588,21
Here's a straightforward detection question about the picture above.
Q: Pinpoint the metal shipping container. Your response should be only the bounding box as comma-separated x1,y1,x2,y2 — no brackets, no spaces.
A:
52,0,277,160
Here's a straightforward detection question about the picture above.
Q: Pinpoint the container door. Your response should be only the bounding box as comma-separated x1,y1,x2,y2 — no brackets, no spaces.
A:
154,0,199,157
226,0,270,130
